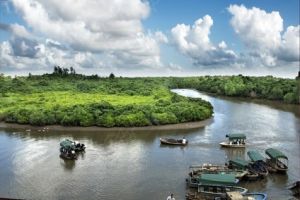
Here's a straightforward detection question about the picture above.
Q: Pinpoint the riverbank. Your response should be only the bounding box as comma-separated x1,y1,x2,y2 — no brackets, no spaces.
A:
0,118,213,132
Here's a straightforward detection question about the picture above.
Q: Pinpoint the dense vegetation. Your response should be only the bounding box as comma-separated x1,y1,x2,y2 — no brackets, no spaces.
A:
0,67,298,127
170,75,299,104
0,68,213,127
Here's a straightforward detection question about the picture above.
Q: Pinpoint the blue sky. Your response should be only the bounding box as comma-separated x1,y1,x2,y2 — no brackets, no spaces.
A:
0,0,299,77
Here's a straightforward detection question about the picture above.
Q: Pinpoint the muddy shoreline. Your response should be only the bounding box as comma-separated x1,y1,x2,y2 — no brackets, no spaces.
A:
0,118,213,132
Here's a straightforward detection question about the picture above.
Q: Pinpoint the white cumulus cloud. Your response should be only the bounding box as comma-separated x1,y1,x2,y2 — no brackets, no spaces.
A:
171,15,237,66
228,4,300,66
1,0,166,73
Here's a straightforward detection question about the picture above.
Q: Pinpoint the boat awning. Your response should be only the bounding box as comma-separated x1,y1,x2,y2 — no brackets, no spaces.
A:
199,173,238,185
247,150,265,162
229,158,249,167
265,148,288,160
60,139,75,149
226,134,246,140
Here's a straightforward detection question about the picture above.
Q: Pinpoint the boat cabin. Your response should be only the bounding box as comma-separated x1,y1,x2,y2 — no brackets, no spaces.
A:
226,134,246,145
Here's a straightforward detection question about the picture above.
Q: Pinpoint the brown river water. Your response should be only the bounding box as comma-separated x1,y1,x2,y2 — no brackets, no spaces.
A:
0,89,299,200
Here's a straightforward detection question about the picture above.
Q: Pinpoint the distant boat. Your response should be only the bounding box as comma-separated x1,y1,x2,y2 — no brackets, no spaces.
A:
160,137,188,146
60,139,86,152
220,134,246,148
247,151,269,177
59,139,85,160
265,148,288,173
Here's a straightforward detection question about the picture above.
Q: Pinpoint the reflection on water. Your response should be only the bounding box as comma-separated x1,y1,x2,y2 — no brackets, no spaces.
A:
0,89,299,199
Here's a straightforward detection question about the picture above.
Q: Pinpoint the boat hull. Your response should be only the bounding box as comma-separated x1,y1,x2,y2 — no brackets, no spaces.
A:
60,153,77,160
160,138,188,146
243,193,267,200
198,184,247,199
266,159,288,173
219,142,245,148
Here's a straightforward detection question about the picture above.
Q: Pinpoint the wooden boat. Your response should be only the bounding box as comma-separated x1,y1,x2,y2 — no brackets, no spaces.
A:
220,134,246,148
227,192,267,200
189,164,248,181
289,181,300,197
186,174,246,199
160,138,188,146
265,148,288,173
228,158,260,181
247,151,268,177
197,184,247,199
60,139,85,152
187,173,240,188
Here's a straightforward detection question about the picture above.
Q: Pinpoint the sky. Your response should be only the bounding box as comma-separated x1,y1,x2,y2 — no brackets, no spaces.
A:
0,0,299,77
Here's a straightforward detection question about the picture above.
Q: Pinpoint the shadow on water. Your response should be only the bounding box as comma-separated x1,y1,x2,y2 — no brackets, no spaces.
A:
222,147,246,161
60,158,76,171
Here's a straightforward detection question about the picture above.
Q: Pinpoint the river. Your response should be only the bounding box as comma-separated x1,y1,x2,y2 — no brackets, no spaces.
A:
0,89,299,199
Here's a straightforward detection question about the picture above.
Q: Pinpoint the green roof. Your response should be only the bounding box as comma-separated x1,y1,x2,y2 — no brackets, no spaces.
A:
265,148,288,160
229,158,249,168
60,139,75,149
226,134,246,140
247,150,265,162
199,174,237,185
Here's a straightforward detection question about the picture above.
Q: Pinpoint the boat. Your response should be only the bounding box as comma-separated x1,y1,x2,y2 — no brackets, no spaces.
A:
228,158,259,181
60,139,86,152
289,181,300,197
59,139,85,160
192,174,246,199
247,151,269,177
160,137,188,146
265,148,288,173
189,164,248,181
187,173,240,188
227,192,267,200
243,193,267,200
197,184,247,199
220,134,246,148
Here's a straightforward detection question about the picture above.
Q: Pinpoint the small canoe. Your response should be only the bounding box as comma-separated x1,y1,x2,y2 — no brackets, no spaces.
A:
160,138,188,146
227,192,267,200
243,193,267,200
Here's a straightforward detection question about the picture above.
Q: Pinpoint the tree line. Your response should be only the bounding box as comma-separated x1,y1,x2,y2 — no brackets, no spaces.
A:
169,75,299,104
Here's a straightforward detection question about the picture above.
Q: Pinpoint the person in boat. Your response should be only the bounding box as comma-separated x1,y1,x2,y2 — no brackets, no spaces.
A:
167,193,175,200
182,137,186,145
